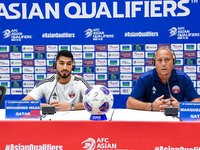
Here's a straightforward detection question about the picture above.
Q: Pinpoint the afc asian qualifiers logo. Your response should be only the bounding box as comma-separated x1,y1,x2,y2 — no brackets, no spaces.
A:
172,85,180,94
81,137,118,150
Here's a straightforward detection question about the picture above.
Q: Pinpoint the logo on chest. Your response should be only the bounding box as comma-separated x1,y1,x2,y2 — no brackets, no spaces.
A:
152,86,156,94
69,91,76,98
172,85,180,94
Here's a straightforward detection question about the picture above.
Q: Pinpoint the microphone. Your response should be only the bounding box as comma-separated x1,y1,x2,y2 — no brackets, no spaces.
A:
164,74,178,116
42,77,60,115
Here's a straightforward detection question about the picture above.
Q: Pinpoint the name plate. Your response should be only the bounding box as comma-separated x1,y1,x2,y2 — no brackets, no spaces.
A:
179,102,200,121
5,100,40,120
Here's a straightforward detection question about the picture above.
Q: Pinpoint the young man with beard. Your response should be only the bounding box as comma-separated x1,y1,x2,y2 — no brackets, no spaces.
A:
126,48,200,111
23,50,90,111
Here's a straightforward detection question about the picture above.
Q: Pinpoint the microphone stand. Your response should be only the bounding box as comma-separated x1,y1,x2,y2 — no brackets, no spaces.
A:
164,74,178,116
42,77,60,115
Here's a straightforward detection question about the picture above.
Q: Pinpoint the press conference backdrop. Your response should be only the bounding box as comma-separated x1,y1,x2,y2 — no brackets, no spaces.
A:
0,0,200,108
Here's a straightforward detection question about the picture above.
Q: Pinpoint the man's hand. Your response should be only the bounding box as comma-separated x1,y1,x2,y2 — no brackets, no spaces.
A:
159,96,179,112
152,95,165,111
50,101,71,111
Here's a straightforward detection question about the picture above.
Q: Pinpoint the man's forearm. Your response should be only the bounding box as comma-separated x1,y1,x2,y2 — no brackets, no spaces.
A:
126,97,151,111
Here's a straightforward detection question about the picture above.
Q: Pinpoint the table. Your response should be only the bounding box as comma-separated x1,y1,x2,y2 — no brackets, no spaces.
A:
0,109,199,150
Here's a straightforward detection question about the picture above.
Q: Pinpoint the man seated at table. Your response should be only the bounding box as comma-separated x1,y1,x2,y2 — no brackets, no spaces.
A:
23,50,90,111
126,48,200,111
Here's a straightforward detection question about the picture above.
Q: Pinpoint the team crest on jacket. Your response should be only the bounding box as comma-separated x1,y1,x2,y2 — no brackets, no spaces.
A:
172,85,180,93
69,91,75,98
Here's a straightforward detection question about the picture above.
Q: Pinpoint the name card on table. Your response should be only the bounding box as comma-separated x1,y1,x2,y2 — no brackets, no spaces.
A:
179,102,200,121
5,100,40,120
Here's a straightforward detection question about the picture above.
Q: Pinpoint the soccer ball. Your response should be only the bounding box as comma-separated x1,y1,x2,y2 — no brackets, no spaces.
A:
83,85,114,115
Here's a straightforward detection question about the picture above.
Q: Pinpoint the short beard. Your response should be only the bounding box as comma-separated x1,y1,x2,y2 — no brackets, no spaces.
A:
57,70,71,79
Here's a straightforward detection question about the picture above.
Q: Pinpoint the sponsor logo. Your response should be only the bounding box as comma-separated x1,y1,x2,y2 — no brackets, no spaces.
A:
120,44,132,51
0,60,9,66
87,81,95,86
96,81,107,87
0,74,10,80
34,45,46,52
95,45,107,51
11,67,21,73
71,45,82,51
145,66,155,72
174,51,183,58
35,67,46,73
198,44,200,50
120,67,132,73
84,74,95,80
23,74,34,80
145,44,157,50
124,31,158,37
184,43,196,50
133,74,142,80
84,52,94,59
10,45,21,52
59,45,70,51
85,28,114,41
0,45,9,52
11,88,22,95
47,53,57,59
121,88,132,94
96,67,107,73
133,52,144,58
47,67,56,73
108,74,120,80
10,60,22,66
35,74,46,80
133,59,144,65
0,81,10,87
23,67,34,73
73,60,81,66
0,67,9,73
22,45,33,52
84,60,95,66
23,53,34,59
73,67,82,73
46,45,58,52
108,52,119,58
35,53,46,59
171,44,183,50
184,59,196,65
108,45,119,51
184,51,196,58
133,44,144,51
11,81,22,88
0,53,9,59
197,74,200,80
47,60,54,66
187,74,196,80
96,52,107,58
108,59,119,66
10,53,21,59
109,88,119,94
133,67,144,73
175,59,183,65
108,67,119,73
173,66,183,71
120,59,132,65
146,59,154,65
72,52,82,59
120,52,132,58
96,74,107,80
42,32,75,38
23,88,33,94
11,74,22,80
158,44,170,49
121,81,132,87
108,81,119,87
35,60,46,66
3,29,32,41
96,59,107,66
184,66,196,72
120,74,132,80
169,27,200,39
84,67,94,73
23,60,34,66
83,45,95,51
